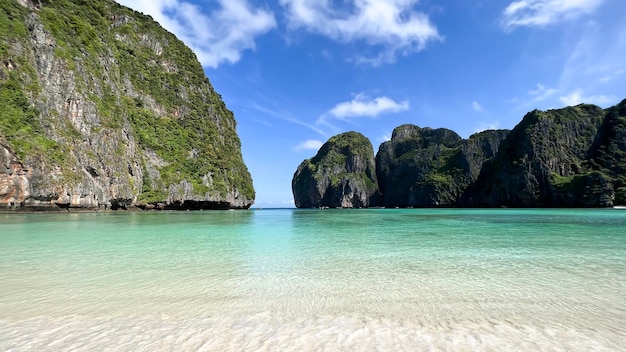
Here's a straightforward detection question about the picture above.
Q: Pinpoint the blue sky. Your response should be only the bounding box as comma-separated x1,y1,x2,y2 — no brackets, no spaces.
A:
116,0,626,208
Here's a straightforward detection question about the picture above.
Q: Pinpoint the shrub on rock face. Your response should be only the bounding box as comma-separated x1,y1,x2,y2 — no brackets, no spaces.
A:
292,100,626,208
466,103,625,207
0,0,254,210
292,132,380,208
375,125,509,207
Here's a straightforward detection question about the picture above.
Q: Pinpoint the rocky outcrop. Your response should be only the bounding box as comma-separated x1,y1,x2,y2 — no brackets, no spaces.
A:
1,144,31,209
292,100,625,208
464,103,623,207
376,125,461,206
588,100,626,204
0,0,254,210
292,126,508,208
292,132,380,208
376,125,508,207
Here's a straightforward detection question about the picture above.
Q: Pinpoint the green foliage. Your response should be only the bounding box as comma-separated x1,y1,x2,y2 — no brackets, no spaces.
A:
1,0,254,204
0,0,28,54
0,71,60,160
102,1,253,201
616,187,626,205
0,1,71,172
550,173,575,187
550,171,613,206
138,175,167,203
40,6,105,55
312,131,373,167
421,172,453,187
91,88,123,128
123,93,253,201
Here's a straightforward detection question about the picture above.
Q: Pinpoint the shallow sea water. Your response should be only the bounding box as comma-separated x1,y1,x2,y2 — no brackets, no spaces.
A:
0,208,624,351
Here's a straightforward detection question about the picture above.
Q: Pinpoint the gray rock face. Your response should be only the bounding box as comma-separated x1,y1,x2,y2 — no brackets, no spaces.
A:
292,132,380,208
294,101,625,208
376,125,508,207
293,99,626,208
465,103,617,207
588,100,626,204
292,127,509,208
0,0,254,210
376,125,462,206
460,130,510,180
0,144,31,209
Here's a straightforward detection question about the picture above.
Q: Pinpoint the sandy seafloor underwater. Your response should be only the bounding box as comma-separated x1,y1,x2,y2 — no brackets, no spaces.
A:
0,208,624,351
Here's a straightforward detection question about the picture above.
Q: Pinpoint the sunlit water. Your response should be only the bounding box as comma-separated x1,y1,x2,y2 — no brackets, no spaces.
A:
0,209,624,351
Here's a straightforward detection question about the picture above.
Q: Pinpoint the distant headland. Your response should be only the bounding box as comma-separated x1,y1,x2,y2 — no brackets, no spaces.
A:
292,100,626,208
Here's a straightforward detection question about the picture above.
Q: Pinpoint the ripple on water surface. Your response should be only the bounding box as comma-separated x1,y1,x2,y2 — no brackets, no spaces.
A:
0,209,624,351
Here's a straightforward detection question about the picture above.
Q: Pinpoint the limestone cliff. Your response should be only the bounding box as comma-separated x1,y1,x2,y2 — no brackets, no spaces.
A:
588,100,626,204
0,0,254,210
465,102,624,207
292,132,380,208
376,125,508,207
292,100,625,208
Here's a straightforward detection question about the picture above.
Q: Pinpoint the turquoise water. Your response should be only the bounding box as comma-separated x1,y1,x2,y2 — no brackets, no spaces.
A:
0,209,624,351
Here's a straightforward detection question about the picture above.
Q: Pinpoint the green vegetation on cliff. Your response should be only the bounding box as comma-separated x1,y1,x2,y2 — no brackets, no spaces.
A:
293,126,509,208
375,125,508,207
1,2,42,154
466,102,625,207
293,100,624,208
0,0,254,210
588,100,626,204
292,131,380,208
310,132,377,187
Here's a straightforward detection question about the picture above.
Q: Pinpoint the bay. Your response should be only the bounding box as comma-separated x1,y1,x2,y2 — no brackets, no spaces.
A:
0,209,624,351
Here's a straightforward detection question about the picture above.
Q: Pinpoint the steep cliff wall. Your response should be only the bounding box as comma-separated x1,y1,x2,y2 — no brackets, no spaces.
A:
465,103,620,207
0,0,254,210
292,132,380,208
292,100,624,208
376,125,508,207
376,125,462,206
588,100,626,204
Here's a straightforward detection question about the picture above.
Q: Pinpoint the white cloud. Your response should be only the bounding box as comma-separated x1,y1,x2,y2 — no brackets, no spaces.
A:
280,0,441,65
320,49,334,62
116,0,276,68
501,0,602,29
559,21,626,93
598,69,625,83
559,89,615,106
506,97,520,104
473,121,501,134
252,103,326,135
472,101,484,112
518,19,625,110
327,94,410,120
294,139,324,152
316,94,409,132
528,83,558,101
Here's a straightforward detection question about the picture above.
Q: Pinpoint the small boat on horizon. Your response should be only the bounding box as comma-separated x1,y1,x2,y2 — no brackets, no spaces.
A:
613,205,626,209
